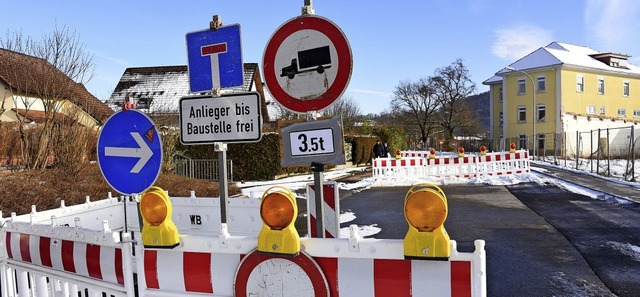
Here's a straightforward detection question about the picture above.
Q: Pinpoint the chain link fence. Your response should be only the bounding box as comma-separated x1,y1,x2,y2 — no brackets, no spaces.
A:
483,126,639,181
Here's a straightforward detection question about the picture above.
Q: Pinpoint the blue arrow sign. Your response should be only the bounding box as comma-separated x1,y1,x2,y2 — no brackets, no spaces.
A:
97,110,162,195
186,24,243,92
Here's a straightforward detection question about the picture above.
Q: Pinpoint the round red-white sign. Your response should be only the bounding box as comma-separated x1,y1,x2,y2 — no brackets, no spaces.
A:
262,15,352,113
234,250,329,296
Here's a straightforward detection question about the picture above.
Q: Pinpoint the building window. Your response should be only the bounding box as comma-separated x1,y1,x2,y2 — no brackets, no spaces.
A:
518,105,526,122
517,78,526,94
518,134,527,151
537,104,546,121
499,87,503,102
597,77,605,94
600,106,606,116
634,110,640,118
623,81,630,97
499,111,504,126
618,108,627,118
537,76,546,92
576,75,584,92
587,105,596,115
537,134,545,152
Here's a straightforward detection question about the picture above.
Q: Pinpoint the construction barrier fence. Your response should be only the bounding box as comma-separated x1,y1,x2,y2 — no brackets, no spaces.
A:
374,150,530,179
0,190,487,297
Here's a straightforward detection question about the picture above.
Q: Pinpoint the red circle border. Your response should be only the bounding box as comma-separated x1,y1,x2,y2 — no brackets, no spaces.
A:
263,15,352,113
234,250,329,297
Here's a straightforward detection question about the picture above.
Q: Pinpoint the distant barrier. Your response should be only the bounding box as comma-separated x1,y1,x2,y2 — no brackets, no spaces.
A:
374,150,530,179
372,157,426,178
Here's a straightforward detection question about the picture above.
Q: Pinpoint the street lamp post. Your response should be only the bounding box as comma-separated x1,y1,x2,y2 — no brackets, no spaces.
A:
506,66,536,159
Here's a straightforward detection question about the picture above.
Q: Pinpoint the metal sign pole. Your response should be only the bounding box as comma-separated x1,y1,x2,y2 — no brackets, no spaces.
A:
302,0,314,15
311,162,325,238
216,142,229,224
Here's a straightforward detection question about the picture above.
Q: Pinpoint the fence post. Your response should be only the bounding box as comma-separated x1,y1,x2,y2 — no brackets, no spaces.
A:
631,127,636,181
553,133,557,165
607,128,610,176
590,130,594,174
576,131,580,170
189,158,194,179
597,129,601,175
564,132,567,168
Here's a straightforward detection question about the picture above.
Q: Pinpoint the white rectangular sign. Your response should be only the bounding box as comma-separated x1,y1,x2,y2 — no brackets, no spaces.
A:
280,116,345,167
179,93,262,144
290,128,335,156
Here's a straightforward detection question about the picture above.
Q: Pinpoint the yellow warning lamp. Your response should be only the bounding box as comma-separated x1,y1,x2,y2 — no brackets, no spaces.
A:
403,184,451,260
139,186,180,248
429,148,436,159
509,143,516,153
458,147,465,158
480,145,487,156
258,186,300,256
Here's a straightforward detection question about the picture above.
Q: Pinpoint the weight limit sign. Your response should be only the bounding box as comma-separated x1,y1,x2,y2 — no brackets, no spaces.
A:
280,116,345,167
290,128,335,157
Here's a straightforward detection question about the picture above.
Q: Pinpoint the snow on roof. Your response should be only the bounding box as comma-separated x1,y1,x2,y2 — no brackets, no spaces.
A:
106,64,262,114
487,41,640,83
482,75,502,85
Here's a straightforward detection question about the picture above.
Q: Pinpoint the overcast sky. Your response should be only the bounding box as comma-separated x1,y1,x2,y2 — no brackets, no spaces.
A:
2,0,639,115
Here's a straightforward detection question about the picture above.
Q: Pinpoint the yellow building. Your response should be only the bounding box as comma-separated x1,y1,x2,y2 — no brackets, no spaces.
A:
484,42,640,156
0,48,113,128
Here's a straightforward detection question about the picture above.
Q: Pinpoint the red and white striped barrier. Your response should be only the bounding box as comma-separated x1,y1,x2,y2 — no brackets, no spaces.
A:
425,155,479,178
135,231,486,297
475,151,530,176
0,210,135,297
374,151,530,180
307,182,340,238
4,232,125,286
0,192,487,297
372,157,426,178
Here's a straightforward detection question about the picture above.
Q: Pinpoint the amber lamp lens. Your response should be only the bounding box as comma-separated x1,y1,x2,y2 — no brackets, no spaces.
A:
261,193,295,230
141,192,168,226
405,191,447,232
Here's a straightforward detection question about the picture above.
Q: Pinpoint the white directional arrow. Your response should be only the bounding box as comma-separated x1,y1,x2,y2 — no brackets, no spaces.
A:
104,132,153,174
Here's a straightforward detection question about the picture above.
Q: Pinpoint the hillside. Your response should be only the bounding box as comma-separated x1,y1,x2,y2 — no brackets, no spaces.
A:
464,91,490,134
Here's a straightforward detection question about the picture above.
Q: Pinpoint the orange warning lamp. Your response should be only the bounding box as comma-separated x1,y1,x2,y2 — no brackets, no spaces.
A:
258,186,300,255
140,186,179,248
509,143,516,153
480,145,487,156
403,183,450,260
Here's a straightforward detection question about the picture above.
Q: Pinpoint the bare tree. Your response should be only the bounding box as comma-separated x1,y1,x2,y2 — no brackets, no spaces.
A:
390,78,440,145
0,25,95,170
322,95,361,134
431,59,477,146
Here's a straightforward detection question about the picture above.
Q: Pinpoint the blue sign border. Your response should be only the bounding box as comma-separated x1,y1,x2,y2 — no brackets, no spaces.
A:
97,110,162,195
186,24,243,92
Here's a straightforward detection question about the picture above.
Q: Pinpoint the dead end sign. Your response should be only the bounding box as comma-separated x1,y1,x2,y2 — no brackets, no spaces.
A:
262,15,352,114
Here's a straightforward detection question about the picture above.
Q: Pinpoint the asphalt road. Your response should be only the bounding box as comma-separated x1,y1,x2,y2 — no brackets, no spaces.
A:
339,183,640,296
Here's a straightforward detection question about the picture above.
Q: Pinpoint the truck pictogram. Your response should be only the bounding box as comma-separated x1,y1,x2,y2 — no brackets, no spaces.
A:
281,45,332,79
